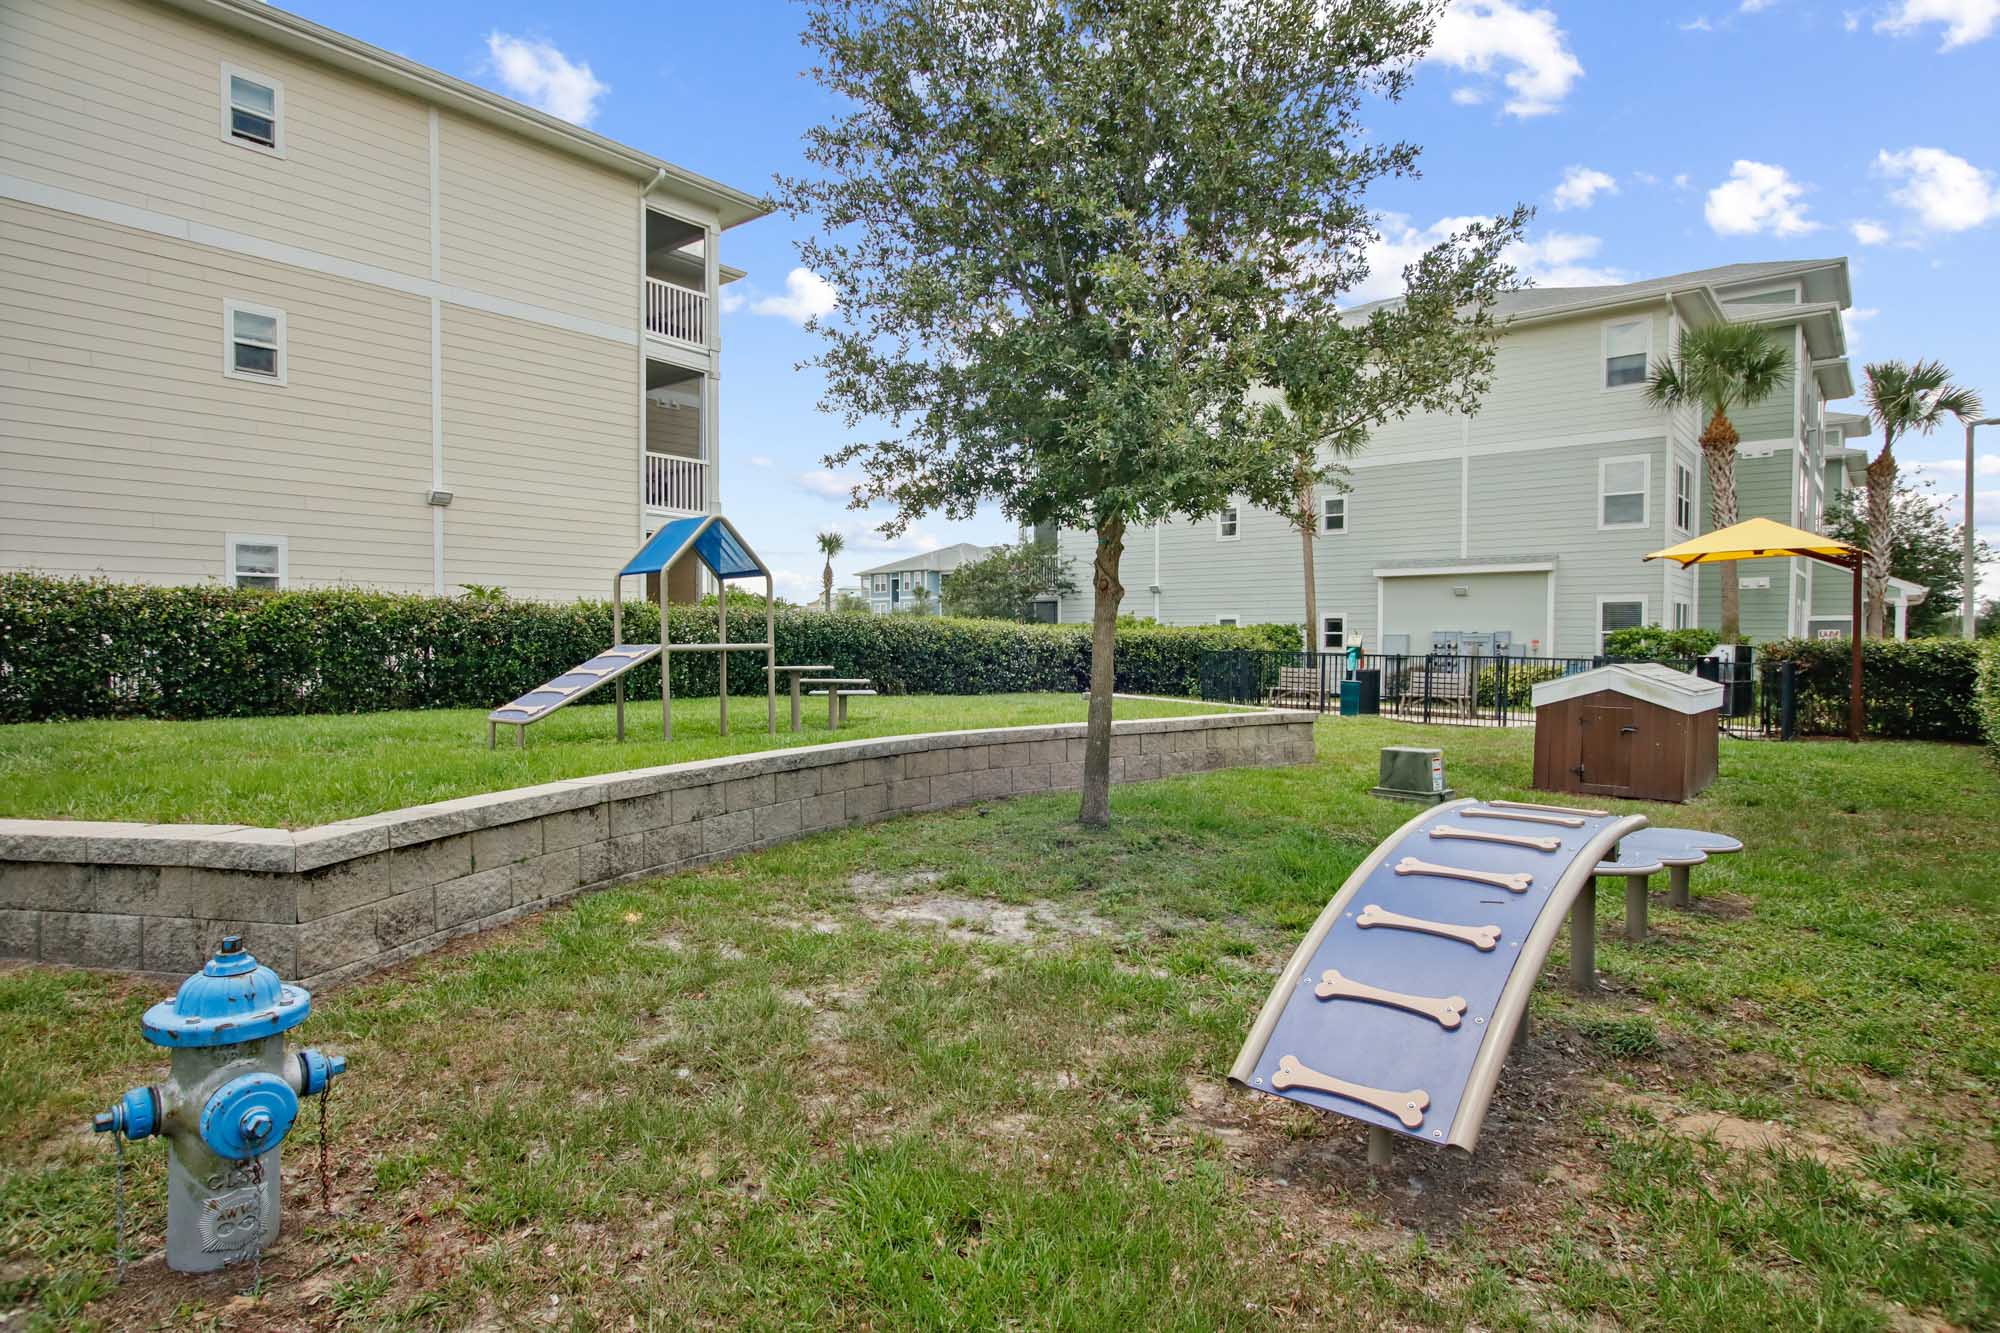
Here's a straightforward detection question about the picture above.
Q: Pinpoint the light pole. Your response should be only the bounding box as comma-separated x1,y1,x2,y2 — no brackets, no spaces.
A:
1967,417,1999,639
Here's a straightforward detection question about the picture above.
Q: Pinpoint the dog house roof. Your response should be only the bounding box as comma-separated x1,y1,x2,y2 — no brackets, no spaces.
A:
619,514,767,581
1529,663,1724,716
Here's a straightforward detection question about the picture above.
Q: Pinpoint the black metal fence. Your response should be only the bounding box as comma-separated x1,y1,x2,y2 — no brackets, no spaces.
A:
1199,648,1803,738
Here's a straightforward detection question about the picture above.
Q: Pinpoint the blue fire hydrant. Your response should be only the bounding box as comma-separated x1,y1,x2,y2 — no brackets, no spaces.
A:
92,935,345,1273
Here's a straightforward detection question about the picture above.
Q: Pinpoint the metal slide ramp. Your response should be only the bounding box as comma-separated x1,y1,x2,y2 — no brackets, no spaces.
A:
1231,798,1646,1153
487,645,663,743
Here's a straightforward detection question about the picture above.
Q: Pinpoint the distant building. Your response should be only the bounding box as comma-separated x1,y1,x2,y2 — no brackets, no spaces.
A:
855,543,996,614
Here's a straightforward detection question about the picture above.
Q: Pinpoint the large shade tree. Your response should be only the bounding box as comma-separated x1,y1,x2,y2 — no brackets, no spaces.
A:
778,0,1520,824
1860,360,1983,638
1249,252,1526,657
1641,321,1788,642
1824,476,1993,637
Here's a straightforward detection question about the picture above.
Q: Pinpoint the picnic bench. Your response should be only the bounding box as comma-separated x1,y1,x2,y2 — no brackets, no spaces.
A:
801,677,876,728
772,663,835,733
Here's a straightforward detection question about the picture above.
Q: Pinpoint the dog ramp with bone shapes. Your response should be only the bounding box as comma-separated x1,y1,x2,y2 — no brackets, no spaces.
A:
1230,798,1646,1150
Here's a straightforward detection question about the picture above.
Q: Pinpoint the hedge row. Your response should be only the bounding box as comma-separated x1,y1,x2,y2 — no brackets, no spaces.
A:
0,575,1300,723
1977,640,2000,765
1757,636,1983,742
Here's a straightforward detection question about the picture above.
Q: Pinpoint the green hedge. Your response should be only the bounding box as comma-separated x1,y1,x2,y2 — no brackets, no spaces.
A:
1757,636,1983,742
1602,625,1721,661
1473,663,1568,709
1976,640,2000,765
0,575,1298,723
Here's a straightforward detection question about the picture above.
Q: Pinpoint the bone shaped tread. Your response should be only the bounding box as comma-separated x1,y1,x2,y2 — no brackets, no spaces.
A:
1462,808,1584,828
1314,968,1468,1029
1272,1055,1429,1128
1355,904,1501,951
1430,825,1560,853
1486,798,1607,818
1394,856,1532,894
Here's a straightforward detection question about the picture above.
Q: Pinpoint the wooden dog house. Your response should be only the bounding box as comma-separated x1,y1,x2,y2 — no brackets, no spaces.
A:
1530,664,1723,803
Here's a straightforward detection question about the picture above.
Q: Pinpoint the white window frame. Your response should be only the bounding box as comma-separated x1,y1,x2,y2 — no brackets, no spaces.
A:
1672,599,1692,630
1215,614,1239,627
1216,503,1240,542
1597,453,1651,531
1320,494,1347,534
225,533,288,590
872,574,887,594
1600,315,1652,392
220,63,285,157
223,298,287,385
1321,613,1346,651
1596,595,1648,651
1673,459,1695,533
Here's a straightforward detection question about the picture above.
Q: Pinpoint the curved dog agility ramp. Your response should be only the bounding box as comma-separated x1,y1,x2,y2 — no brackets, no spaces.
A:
1231,798,1646,1152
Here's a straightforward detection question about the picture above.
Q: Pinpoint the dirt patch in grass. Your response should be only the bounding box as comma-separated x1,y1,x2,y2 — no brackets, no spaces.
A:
841,868,1118,945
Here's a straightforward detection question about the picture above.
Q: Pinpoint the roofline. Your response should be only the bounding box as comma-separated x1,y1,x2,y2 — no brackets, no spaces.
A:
1709,257,1851,308
166,0,772,230
852,545,993,577
1500,258,1852,334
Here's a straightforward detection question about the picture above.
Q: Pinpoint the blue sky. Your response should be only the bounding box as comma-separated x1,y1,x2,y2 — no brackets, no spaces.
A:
294,0,2000,604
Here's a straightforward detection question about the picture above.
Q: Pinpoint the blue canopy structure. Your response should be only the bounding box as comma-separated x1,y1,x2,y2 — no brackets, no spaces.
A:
619,515,767,581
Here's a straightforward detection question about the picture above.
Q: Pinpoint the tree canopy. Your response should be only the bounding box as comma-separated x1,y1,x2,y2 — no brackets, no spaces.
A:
1824,476,1992,638
941,542,1080,621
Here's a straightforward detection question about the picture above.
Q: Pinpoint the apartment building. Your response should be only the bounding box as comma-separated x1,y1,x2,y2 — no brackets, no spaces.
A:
0,0,767,601
1049,258,1881,653
855,543,995,614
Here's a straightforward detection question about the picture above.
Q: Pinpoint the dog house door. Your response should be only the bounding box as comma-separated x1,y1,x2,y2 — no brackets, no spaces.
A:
1575,704,1634,795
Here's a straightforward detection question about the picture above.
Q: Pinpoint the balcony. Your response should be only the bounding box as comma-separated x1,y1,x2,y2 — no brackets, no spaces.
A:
645,276,708,347
645,452,707,514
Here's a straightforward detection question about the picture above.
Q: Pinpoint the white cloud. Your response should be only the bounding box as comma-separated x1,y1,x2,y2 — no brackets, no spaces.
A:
1552,165,1618,210
1875,0,2000,49
718,288,747,314
747,454,773,469
1844,9,1864,31
1850,218,1893,244
1681,16,1719,32
751,268,838,325
1672,172,1692,190
1843,306,1878,347
1427,1,1584,117
1704,160,1820,236
798,468,862,501
1874,146,2000,231
484,32,607,126
1450,87,1487,105
1348,214,1623,305
1740,0,1775,11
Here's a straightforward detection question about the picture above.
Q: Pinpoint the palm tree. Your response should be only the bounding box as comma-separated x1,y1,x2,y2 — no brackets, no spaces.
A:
1643,322,1788,642
1860,361,1983,638
816,530,845,613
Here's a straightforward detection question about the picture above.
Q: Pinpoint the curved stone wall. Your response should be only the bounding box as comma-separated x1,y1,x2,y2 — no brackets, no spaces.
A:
0,706,1314,989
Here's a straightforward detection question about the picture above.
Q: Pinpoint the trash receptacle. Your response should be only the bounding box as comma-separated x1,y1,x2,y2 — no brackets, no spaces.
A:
1339,680,1361,716
1355,669,1381,714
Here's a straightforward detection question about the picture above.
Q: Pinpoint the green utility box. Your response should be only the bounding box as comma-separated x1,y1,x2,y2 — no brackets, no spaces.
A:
1370,745,1454,805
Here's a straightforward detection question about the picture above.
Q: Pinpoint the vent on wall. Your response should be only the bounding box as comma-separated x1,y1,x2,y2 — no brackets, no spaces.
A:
1451,585,1469,597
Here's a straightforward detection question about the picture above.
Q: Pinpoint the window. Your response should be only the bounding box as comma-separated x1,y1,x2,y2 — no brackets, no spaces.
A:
1673,600,1691,630
1216,615,1239,627
1321,615,1345,651
1598,597,1645,650
221,65,284,155
1217,504,1240,541
223,299,285,384
226,534,286,590
1599,455,1650,529
872,575,887,594
1602,317,1650,388
1321,494,1346,534
1674,461,1694,533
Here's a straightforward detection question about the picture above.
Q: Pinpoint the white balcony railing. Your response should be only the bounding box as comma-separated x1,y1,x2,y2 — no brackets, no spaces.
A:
645,453,707,513
645,276,708,346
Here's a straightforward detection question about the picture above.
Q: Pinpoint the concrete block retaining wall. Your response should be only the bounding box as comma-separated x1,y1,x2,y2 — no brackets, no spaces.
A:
0,707,1314,990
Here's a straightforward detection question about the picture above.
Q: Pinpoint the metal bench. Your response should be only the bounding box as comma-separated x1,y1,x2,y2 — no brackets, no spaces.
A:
1266,665,1324,710
801,678,875,728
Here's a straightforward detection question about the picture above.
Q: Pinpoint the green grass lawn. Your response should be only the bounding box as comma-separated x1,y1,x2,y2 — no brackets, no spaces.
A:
3,718,1996,1329
0,693,1235,828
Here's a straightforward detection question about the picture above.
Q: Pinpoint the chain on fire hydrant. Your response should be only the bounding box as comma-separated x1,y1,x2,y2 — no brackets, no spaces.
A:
91,935,346,1274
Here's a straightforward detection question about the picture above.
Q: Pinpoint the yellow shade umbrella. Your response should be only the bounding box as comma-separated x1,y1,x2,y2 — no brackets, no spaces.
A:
1643,516,1861,567
1643,517,1865,741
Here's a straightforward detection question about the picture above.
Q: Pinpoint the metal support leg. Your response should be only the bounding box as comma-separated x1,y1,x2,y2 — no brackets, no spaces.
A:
515,724,525,750
838,694,849,726
1366,1124,1393,1169
1570,876,1597,994
615,679,625,742
1668,863,1691,910
790,677,802,733
1624,873,1650,944
828,691,839,730
1512,1006,1530,1053
487,721,496,751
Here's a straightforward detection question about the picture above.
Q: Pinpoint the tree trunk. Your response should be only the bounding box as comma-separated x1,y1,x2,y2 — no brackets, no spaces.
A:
1078,513,1126,827
822,559,834,614
1863,441,1896,639
1699,407,1742,642
1296,466,1318,657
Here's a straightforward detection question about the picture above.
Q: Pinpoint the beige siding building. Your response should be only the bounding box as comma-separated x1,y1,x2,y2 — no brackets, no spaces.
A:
0,0,767,601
